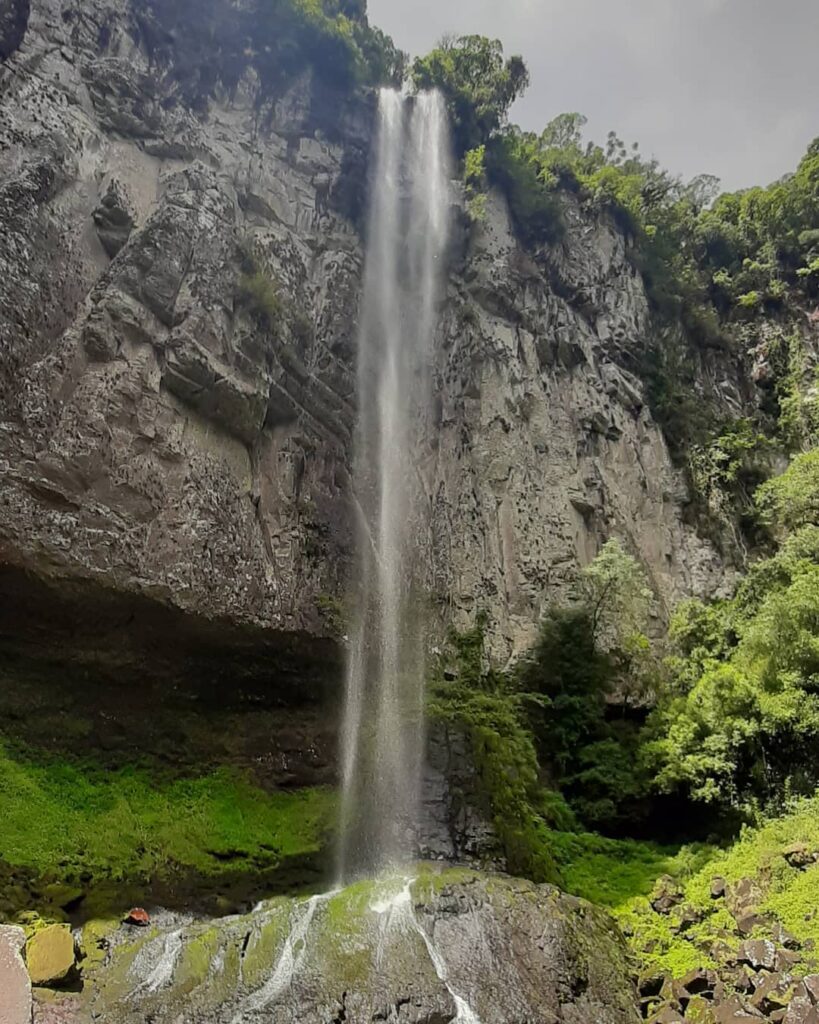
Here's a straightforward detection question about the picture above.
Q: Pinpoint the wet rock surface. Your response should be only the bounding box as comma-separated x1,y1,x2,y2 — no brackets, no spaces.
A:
75,869,639,1024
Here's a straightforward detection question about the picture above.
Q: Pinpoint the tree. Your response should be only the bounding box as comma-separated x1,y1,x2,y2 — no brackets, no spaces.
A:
756,450,819,533
411,35,529,156
581,539,652,652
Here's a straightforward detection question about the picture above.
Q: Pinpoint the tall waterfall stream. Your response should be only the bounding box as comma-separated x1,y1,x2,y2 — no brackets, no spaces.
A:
242,86,477,1020
118,89,482,1022
338,86,451,880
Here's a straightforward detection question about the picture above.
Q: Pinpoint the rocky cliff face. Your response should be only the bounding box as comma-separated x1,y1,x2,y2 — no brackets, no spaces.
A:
0,0,736,848
0,0,367,644
429,195,733,660
0,0,730,661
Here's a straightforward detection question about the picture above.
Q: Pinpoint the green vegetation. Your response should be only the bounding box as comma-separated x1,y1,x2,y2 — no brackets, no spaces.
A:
236,271,282,330
645,457,819,817
411,36,528,157
428,615,562,882
0,742,334,891
430,540,656,876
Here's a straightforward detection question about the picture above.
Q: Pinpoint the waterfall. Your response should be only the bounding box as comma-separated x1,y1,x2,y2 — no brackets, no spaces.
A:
337,88,451,881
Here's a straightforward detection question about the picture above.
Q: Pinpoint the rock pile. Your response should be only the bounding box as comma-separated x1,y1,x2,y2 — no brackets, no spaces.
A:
638,872,819,1024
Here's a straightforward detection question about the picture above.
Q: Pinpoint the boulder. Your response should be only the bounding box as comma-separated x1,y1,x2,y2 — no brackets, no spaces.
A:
749,973,796,1015
783,843,817,869
713,995,765,1022
680,968,717,997
87,870,642,1023
711,877,727,899
651,876,684,915
785,995,819,1023
803,975,819,1003
25,924,76,987
0,925,31,1024
737,939,777,972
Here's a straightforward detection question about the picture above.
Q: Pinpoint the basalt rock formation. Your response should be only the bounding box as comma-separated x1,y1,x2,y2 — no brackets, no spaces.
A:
85,870,640,1024
0,0,732,667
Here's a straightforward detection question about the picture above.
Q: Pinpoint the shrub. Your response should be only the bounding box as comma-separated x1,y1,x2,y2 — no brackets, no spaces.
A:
236,270,282,330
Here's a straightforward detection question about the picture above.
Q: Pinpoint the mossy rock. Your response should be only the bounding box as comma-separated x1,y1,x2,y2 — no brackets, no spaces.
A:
25,923,76,987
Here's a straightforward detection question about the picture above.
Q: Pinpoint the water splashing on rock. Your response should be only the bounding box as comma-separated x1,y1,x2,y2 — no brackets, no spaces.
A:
337,87,451,881
371,878,481,1023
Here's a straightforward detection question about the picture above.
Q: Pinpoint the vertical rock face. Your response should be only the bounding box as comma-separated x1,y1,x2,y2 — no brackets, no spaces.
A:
428,195,732,658
0,0,731,670
0,0,365,640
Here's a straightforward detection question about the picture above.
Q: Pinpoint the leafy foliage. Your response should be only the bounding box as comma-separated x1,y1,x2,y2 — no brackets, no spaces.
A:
756,450,819,532
515,542,655,829
411,35,528,157
139,0,404,114
428,617,563,882
644,455,819,814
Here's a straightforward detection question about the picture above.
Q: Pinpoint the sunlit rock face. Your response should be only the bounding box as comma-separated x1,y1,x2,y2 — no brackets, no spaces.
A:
427,193,738,661
84,870,640,1024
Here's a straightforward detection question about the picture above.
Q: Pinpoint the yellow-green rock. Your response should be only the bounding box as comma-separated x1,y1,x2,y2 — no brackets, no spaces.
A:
25,924,76,987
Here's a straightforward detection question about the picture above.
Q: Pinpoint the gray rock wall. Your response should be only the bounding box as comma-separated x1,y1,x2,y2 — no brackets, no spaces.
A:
0,0,732,667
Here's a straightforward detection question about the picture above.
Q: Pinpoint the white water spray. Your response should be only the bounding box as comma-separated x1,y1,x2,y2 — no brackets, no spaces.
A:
337,88,451,880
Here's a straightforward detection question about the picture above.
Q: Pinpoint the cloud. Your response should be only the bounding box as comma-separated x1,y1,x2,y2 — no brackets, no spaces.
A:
368,0,818,189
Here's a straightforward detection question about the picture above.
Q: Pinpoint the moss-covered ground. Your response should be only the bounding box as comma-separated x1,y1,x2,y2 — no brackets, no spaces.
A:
548,796,819,978
0,741,335,922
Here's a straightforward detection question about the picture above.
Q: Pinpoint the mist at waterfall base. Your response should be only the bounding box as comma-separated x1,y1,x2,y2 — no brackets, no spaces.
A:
337,87,451,882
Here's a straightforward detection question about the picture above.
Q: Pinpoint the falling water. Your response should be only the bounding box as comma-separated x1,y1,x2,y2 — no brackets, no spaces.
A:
337,88,451,880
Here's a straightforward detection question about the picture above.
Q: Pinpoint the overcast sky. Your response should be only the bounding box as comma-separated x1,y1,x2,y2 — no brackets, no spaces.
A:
368,0,819,192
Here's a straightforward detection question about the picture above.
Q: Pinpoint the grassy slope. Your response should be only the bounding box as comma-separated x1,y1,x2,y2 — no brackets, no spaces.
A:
550,796,819,977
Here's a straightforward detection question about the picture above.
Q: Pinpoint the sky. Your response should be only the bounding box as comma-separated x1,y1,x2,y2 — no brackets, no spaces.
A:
368,0,819,192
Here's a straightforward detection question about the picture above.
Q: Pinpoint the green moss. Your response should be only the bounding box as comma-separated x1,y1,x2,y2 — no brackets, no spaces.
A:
240,901,291,987
79,917,120,972
175,926,221,992
563,796,819,981
0,742,335,892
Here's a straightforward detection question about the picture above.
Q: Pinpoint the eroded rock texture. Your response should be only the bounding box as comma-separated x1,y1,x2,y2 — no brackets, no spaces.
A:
0,0,364,641
427,196,736,660
0,0,732,666
83,871,640,1024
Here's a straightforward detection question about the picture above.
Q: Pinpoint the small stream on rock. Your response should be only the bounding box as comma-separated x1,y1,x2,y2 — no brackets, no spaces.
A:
371,879,480,1024
231,891,337,1022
